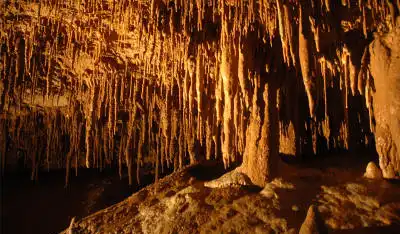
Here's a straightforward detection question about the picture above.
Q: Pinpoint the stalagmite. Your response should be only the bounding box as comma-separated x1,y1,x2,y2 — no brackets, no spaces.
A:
240,80,279,187
221,48,237,166
364,161,383,179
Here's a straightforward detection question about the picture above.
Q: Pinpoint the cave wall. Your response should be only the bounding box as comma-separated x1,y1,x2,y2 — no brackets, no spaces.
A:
1,0,399,185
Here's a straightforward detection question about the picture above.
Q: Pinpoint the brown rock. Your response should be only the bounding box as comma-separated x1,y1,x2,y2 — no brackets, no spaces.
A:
364,162,383,179
299,205,327,234
369,21,400,179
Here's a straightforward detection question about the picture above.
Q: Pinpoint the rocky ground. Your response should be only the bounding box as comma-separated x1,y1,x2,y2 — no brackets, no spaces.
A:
61,153,400,234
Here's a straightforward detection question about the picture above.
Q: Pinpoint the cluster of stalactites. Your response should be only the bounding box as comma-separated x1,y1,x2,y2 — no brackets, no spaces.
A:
0,110,71,180
1,0,398,184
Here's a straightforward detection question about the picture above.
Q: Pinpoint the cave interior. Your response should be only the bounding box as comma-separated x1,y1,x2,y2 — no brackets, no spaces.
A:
1,0,400,233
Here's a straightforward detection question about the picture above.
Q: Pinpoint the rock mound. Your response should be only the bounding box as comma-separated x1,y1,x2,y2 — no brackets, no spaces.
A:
364,162,383,179
204,169,253,188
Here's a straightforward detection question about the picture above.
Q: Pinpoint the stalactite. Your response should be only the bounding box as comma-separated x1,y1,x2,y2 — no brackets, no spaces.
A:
299,7,317,119
84,80,95,168
196,46,204,141
358,47,369,95
238,37,252,109
284,4,296,67
0,0,391,185
276,0,287,63
363,6,368,38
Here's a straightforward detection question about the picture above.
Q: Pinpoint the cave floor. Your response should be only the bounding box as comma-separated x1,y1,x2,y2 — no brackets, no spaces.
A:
55,152,400,234
2,152,400,234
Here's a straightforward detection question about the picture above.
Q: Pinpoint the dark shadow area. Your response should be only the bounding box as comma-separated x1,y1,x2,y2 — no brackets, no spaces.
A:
386,179,400,185
186,159,234,181
331,224,400,234
1,167,154,234
280,149,379,172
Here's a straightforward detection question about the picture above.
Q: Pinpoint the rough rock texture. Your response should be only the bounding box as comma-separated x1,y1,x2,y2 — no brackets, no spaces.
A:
60,158,400,234
204,169,253,188
299,205,326,234
1,1,400,186
61,165,296,234
364,161,383,179
369,18,400,178
317,182,400,230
